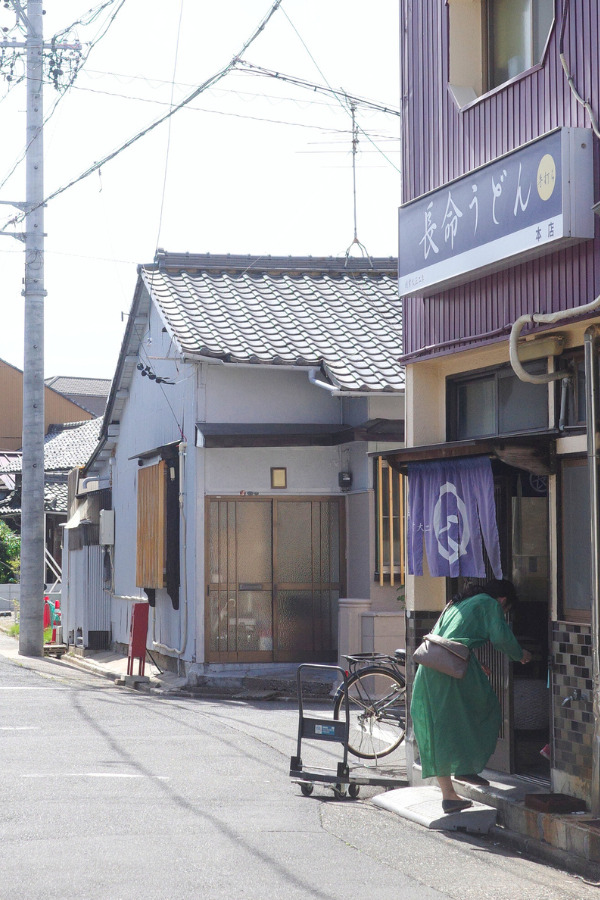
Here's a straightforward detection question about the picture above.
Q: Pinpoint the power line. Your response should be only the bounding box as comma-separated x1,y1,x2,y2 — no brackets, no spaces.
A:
62,81,385,137
1,0,285,231
236,60,400,117
155,0,185,253
276,8,401,175
0,0,127,199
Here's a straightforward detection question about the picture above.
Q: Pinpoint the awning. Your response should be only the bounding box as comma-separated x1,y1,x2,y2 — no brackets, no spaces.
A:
62,507,91,530
129,440,181,462
372,431,557,476
195,419,405,449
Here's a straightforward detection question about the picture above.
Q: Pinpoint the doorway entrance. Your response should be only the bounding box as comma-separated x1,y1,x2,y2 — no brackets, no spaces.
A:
458,467,551,778
206,496,344,663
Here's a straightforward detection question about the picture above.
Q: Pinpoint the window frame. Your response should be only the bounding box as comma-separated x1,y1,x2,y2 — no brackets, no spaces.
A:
446,360,551,442
373,458,406,586
447,0,556,110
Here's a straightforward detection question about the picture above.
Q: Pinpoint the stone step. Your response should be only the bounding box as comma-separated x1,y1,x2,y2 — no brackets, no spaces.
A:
373,785,497,834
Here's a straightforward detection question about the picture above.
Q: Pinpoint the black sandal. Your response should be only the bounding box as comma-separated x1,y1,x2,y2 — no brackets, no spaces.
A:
442,799,473,813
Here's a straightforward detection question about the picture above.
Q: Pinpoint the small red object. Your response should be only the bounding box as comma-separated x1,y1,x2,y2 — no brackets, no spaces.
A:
127,603,149,676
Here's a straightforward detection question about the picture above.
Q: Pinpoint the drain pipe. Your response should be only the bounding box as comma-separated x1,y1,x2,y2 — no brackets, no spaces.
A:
308,367,338,393
510,295,600,816
152,441,188,659
585,326,600,816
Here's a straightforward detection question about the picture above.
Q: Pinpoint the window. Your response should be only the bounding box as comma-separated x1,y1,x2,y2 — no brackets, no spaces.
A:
448,0,555,106
488,0,555,89
557,351,599,429
561,459,591,622
374,459,406,586
448,361,549,440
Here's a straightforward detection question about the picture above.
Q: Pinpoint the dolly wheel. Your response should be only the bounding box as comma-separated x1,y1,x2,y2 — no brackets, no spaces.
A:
348,783,360,799
300,783,314,796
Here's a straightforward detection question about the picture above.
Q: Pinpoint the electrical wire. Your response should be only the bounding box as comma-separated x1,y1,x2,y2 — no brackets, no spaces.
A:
155,0,185,253
81,65,348,111
236,60,401,117
559,0,600,139
277,7,400,174
62,81,373,136
0,0,285,232
0,0,128,199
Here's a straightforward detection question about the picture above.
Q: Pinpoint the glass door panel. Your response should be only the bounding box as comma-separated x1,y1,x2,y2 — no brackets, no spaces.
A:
207,497,344,662
277,501,313,583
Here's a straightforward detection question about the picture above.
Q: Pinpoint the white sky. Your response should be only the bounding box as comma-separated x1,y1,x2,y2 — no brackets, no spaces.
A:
0,1,400,380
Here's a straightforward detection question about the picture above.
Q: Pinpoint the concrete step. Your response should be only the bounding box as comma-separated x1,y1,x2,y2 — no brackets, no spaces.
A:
373,785,497,834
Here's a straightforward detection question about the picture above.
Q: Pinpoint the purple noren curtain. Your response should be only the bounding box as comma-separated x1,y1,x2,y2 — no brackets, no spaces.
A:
407,456,503,579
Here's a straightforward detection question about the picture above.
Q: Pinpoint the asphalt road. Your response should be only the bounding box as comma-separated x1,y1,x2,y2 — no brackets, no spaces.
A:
0,634,597,900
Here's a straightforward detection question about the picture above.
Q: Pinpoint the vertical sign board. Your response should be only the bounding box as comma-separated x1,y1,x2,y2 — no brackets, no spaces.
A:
398,128,594,298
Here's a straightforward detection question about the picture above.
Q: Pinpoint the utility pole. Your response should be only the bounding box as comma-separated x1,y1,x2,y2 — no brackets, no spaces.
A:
20,0,45,657
0,1,79,656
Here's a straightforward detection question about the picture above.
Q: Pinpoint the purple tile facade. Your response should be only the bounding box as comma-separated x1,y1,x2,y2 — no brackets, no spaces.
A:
400,1,600,358
552,622,594,780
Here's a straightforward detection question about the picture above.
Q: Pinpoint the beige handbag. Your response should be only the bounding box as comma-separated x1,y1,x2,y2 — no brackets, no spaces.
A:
413,604,470,679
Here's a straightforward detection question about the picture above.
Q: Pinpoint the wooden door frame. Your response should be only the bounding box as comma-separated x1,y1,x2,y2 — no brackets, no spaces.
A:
204,495,346,664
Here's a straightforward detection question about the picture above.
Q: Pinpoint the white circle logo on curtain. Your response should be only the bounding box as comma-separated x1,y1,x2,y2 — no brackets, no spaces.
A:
433,481,470,564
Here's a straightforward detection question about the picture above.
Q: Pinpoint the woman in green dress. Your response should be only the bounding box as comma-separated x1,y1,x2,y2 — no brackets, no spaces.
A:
410,579,532,813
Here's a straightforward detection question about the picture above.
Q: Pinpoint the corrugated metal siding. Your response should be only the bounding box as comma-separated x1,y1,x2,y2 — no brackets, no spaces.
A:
401,0,600,356
86,545,110,636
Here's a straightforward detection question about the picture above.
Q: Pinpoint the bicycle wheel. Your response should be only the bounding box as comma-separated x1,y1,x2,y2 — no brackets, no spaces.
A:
333,667,406,759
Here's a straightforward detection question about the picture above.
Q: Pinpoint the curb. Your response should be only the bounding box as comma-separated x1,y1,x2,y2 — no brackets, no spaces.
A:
488,823,600,884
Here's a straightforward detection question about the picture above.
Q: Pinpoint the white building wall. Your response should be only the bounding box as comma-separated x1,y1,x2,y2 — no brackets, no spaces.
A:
89,318,405,668
104,302,199,659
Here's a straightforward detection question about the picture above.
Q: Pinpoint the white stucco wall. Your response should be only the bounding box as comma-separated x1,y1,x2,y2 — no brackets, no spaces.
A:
100,302,199,661
95,318,405,667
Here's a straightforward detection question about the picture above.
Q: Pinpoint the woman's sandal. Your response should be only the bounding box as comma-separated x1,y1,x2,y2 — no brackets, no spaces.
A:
442,799,473,814
454,773,490,786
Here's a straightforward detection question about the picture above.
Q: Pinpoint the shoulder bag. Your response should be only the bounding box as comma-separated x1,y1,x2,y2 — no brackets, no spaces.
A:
413,604,470,679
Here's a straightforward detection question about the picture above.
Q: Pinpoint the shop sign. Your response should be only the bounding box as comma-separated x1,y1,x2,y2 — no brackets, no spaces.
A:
398,128,594,298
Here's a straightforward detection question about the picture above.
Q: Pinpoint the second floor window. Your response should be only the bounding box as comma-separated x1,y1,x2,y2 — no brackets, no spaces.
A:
448,0,555,106
448,361,549,440
488,0,555,89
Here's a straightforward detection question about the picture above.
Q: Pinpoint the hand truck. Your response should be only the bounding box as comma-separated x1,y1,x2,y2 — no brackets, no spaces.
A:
289,663,408,799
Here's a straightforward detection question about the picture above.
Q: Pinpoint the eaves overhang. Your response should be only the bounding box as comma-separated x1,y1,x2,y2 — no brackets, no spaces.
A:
196,419,405,449
371,430,558,476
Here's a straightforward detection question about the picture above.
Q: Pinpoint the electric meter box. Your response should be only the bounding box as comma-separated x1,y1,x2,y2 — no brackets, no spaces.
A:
99,509,115,546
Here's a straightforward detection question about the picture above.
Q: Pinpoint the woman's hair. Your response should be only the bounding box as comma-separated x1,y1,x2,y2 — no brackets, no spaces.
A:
451,578,518,610
483,578,518,611
451,580,482,604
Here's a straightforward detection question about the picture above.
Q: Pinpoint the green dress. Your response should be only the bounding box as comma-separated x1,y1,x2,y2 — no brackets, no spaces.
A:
410,593,524,779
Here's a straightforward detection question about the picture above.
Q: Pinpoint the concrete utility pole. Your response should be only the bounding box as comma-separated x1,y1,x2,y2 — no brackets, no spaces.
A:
0,2,78,655
19,0,46,657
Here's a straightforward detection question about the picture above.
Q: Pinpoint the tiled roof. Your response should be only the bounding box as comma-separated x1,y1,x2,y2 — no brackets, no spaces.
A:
140,254,404,392
0,481,68,515
0,418,103,473
45,376,112,397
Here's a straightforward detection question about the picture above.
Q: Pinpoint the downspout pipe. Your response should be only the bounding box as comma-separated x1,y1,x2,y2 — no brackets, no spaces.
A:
308,367,338,393
509,297,600,815
510,294,600,384
585,326,600,817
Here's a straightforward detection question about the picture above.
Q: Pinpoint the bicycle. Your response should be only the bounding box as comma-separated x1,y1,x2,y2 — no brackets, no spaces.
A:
332,650,406,760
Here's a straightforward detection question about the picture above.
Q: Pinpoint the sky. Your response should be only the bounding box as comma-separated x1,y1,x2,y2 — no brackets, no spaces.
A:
0,1,400,380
